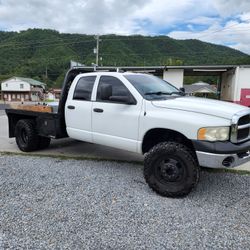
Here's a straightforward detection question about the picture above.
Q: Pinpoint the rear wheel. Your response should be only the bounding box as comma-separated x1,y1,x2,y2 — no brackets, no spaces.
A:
15,119,39,152
144,142,199,197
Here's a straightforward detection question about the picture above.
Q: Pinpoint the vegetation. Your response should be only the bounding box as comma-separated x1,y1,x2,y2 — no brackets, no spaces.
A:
0,28,250,88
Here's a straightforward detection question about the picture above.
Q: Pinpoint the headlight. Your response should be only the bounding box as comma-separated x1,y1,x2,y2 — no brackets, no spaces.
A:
197,127,230,141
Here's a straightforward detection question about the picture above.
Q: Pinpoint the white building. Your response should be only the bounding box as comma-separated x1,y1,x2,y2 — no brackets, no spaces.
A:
220,66,250,106
162,65,250,106
1,77,46,102
79,65,250,107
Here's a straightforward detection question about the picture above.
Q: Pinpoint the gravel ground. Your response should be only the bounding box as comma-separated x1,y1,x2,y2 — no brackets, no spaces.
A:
0,104,8,116
0,155,249,250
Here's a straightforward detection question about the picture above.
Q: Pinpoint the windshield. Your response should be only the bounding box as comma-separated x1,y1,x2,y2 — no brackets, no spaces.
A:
124,74,183,100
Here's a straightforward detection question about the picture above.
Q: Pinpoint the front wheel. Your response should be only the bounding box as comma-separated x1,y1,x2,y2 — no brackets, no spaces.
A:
144,142,200,197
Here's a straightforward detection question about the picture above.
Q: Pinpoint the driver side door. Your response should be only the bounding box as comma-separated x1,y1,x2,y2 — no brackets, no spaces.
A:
92,75,142,152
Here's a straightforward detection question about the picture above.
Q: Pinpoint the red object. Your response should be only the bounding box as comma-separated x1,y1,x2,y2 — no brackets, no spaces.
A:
240,89,250,107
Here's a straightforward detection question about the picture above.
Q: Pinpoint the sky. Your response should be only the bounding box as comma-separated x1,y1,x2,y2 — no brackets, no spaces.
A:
0,0,250,54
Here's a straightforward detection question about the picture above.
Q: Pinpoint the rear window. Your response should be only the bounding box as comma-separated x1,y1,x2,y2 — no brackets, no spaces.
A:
73,76,96,101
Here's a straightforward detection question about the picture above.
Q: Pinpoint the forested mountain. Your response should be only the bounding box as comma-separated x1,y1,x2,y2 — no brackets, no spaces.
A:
0,29,249,87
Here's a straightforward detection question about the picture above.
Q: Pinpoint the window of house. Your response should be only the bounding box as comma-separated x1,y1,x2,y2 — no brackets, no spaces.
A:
20,84,24,89
5,83,8,87
73,76,96,101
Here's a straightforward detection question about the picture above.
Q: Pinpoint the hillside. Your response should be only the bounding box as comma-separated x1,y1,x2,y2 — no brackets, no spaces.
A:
0,29,249,87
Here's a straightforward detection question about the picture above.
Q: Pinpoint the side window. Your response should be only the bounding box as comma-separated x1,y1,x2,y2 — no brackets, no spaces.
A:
73,76,96,101
96,76,132,102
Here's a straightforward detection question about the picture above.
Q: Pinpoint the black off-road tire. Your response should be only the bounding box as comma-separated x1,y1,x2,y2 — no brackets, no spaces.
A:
15,119,39,152
38,136,51,150
144,142,200,198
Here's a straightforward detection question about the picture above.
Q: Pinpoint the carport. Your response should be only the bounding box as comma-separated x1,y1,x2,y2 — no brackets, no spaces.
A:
74,65,250,107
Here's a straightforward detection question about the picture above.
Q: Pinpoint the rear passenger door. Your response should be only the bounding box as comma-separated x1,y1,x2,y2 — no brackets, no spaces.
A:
65,75,96,142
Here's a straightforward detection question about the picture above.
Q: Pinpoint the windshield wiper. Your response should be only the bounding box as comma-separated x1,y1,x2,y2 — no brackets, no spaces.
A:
145,91,184,96
169,91,185,96
144,91,171,96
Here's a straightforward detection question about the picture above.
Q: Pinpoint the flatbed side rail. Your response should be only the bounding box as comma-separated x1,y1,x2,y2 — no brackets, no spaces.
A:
5,109,67,139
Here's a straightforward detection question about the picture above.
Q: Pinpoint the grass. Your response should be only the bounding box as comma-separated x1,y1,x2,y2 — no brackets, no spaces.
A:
0,151,143,166
0,151,249,175
201,167,250,176
44,99,58,103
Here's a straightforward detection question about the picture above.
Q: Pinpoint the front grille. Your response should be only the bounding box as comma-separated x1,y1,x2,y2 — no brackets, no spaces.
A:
231,111,250,143
237,128,249,141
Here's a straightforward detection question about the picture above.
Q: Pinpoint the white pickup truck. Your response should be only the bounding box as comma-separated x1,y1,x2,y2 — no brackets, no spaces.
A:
5,67,250,197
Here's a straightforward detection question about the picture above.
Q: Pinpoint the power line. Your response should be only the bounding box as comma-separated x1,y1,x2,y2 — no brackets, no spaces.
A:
0,35,179,51
0,35,175,50
1,17,250,50
0,50,248,66
0,39,95,50
195,18,250,39
1,25,250,52
0,35,96,48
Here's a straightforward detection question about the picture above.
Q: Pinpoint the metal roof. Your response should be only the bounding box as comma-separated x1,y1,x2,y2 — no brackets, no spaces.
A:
70,65,250,76
71,65,250,71
2,77,46,86
165,65,250,69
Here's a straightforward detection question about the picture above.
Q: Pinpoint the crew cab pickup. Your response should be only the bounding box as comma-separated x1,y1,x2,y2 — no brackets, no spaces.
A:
5,67,250,197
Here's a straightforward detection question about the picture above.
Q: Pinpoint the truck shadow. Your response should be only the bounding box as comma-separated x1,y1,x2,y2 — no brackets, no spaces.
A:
37,138,143,163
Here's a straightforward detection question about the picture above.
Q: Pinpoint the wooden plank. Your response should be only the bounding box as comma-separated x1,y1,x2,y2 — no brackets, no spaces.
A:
13,104,52,113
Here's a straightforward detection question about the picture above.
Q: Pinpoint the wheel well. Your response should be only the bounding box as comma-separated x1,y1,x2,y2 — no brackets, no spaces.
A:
8,114,36,137
142,128,195,154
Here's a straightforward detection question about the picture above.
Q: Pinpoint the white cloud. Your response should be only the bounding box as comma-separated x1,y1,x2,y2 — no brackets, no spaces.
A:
0,0,250,54
0,0,147,34
168,18,250,54
212,0,250,16
0,0,216,34
165,0,250,54
188,16,221,26
133,0,217,34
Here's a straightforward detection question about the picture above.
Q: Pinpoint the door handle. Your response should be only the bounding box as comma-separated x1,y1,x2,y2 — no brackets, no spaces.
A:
67,105,75,110
93,108,103,113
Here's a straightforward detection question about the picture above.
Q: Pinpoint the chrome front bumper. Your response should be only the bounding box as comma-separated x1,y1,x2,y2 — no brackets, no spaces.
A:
196,150,250,169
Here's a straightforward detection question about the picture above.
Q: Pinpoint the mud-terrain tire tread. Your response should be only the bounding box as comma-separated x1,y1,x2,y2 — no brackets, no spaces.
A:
144,141,200,198
15,119,39,152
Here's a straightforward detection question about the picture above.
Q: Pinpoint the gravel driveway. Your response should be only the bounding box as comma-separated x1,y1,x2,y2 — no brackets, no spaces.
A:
0,155,249,249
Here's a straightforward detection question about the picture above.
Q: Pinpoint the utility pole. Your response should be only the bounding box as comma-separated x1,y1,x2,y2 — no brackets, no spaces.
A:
94,35,101,66
96,35,99,66
45,66,48,86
